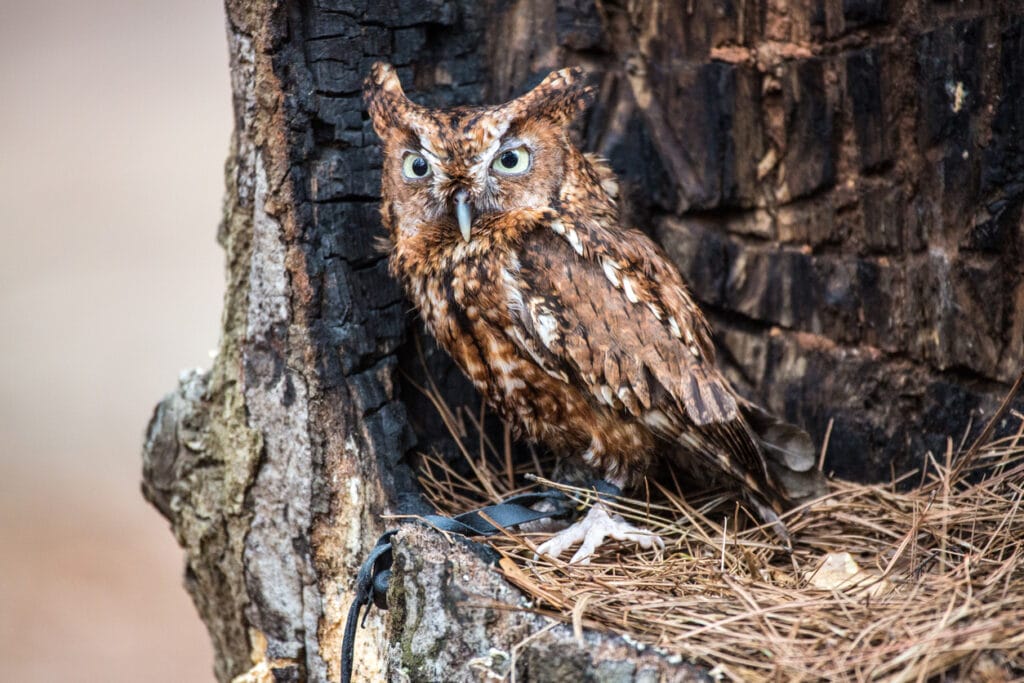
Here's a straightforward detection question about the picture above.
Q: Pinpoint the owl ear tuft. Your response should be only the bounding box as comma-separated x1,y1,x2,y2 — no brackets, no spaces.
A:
508,67,595,126
364,62,425,137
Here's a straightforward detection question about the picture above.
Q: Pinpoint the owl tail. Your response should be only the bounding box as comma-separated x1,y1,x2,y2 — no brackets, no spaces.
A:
739,399,828,506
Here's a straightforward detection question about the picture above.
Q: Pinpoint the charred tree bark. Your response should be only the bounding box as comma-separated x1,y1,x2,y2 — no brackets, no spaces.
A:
142,1,1024,681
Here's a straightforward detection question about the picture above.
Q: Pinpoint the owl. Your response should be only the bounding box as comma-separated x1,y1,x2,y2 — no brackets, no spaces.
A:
364,63,823,563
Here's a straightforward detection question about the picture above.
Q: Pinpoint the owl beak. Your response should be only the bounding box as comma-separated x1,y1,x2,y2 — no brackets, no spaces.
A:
454,190,472,242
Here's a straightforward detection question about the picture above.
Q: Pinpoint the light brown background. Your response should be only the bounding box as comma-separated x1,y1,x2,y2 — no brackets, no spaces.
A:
1,1,230,679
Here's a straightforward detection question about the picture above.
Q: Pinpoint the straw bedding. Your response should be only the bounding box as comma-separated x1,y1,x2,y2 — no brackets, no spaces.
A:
413,380,1024,682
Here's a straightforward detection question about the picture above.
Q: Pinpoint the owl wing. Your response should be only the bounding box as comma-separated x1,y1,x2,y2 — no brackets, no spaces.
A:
508,221,788,509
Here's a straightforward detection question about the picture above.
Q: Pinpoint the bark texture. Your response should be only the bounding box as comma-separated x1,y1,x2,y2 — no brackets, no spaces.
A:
142,1,1024,681
385,526,704,682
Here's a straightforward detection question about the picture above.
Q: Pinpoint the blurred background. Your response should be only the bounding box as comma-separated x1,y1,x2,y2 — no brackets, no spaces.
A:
0,1,229,680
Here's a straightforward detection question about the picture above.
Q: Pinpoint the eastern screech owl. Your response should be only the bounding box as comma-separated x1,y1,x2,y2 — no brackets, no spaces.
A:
364,63,822,563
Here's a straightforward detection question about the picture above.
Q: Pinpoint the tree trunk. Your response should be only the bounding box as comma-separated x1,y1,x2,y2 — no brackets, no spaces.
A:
141,1,1024,681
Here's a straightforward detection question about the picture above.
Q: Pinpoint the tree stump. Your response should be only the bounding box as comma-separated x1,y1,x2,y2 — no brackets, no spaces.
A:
142,1,1024,680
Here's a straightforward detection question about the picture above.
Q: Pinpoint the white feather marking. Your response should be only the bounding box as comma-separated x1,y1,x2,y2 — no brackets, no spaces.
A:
678,432,701,451
550,219,565,235
602,258,621,287
668,316,682,338
600,176,619,198
502,377,527,392
501,263,524,318
622,276,639,303
467,119,510,181
417,136,440,160
469,137,502,182
643,409,674,434
534,312,560,348
599,385,616,406
646,302,662,320
505,325,531,349
492,356,519,376
566,229,584,256
481,120,503,140
689,344,701,358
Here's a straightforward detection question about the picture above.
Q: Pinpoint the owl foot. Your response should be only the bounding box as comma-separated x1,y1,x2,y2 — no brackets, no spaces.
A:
534,502,664,565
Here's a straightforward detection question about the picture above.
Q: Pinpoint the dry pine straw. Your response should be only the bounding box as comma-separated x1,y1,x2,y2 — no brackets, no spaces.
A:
413,385,1024,682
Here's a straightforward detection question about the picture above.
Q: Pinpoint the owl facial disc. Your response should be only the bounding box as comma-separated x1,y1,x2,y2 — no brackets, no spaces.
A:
455,189,472,242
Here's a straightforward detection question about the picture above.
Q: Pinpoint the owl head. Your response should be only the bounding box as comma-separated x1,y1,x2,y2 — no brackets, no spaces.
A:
364,62,593,244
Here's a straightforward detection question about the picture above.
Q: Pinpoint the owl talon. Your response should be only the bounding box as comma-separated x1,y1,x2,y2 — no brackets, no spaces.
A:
534,502,664,565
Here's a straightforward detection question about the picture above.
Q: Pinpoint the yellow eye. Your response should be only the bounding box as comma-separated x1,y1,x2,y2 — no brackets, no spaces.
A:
402,153,431,179
492,146,531,175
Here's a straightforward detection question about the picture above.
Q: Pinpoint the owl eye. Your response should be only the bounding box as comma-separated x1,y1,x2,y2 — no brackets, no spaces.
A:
401,153,432,180
492,146,531,175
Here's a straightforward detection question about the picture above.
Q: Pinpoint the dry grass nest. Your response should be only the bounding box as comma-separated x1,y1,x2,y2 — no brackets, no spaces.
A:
410,373,1024,682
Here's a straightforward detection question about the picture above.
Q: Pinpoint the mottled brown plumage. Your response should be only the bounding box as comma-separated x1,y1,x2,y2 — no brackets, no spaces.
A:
365,63,822,560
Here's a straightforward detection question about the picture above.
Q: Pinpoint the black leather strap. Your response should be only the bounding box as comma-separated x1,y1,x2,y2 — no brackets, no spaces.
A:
340,488,576,683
